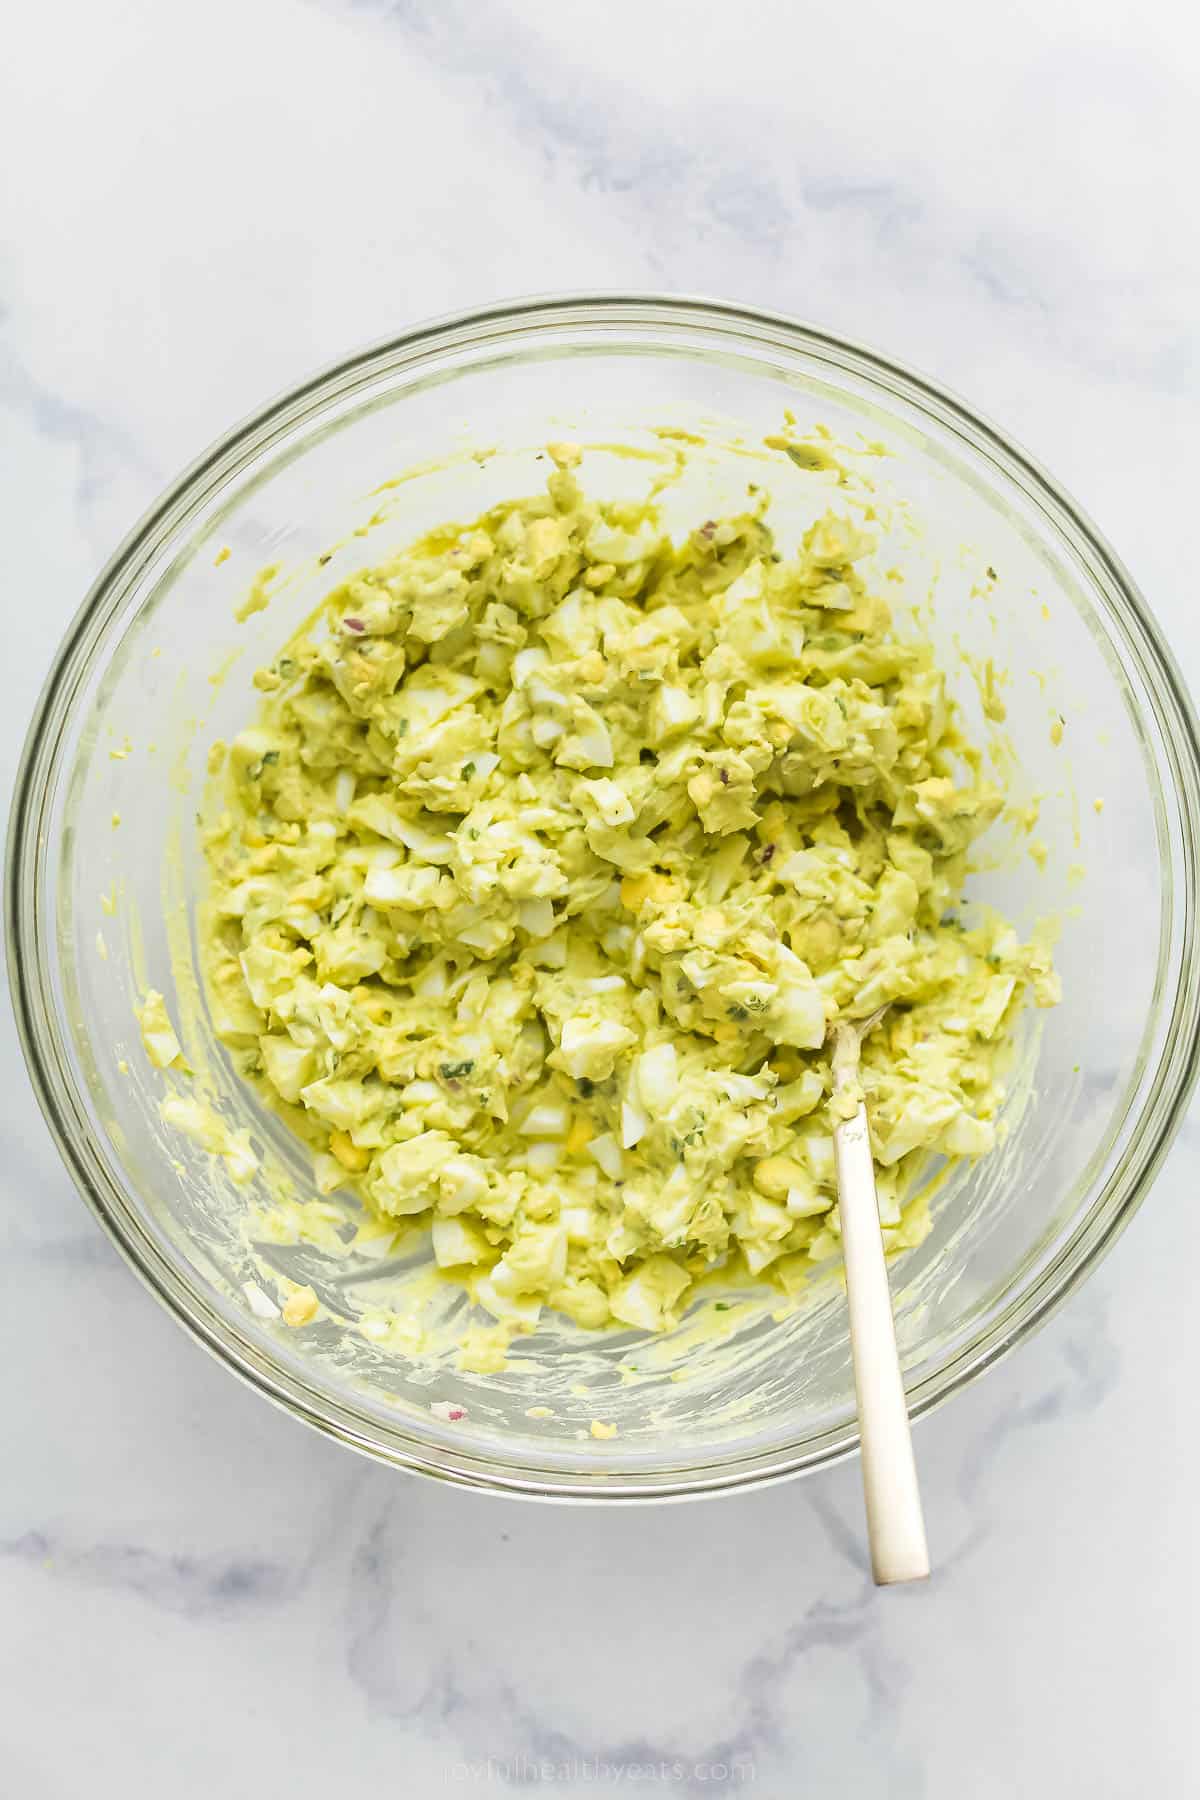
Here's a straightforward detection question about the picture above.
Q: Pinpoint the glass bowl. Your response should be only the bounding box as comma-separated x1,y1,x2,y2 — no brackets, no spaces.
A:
8,295,1200,1500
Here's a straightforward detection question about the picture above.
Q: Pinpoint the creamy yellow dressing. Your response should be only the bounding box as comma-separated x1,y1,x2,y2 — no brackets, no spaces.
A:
191,444,1059,1344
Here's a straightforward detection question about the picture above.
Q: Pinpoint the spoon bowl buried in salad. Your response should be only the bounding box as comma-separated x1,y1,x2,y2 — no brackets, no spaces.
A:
14,298,1194,1497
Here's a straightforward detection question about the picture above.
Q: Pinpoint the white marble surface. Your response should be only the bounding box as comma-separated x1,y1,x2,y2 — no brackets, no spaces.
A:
3,2,1199,1792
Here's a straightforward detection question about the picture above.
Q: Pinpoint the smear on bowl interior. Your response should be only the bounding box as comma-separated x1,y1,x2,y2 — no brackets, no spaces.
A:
178,438,1059,1363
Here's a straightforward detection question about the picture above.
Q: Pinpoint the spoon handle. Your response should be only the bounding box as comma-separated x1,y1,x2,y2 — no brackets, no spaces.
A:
834,1102,930,1586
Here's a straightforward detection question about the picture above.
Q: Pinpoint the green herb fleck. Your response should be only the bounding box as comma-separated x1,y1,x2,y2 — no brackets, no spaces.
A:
462,762,476,780
397,718,409,737
439,1059,475,1081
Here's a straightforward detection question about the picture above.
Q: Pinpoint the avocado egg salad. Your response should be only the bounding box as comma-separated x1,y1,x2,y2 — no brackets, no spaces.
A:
199,444,1059,1341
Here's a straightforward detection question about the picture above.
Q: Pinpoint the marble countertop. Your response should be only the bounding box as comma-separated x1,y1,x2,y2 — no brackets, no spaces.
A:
3,2,1198,1792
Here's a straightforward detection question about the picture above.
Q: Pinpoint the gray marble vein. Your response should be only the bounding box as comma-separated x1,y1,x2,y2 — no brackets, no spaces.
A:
1,1529,299,1618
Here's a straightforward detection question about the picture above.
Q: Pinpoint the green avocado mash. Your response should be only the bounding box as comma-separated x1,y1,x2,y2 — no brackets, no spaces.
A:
199,445,1058,1335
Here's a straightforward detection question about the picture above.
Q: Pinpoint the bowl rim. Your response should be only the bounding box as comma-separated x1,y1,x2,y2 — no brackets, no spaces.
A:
8,289,1200,1501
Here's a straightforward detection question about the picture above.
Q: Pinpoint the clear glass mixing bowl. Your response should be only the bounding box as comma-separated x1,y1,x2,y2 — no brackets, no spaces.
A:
8,295,1200,1499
